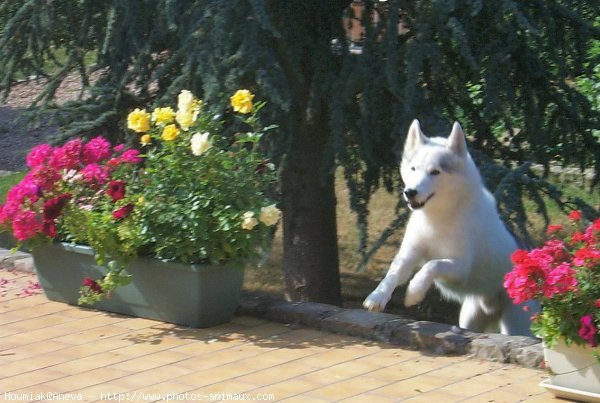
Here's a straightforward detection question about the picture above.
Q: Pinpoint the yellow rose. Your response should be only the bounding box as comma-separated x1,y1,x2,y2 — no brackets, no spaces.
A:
127,108,151,133
259,204,281,226
241,211,258,230
176,109,195,131
175,90,202,131
230,89,254,114
190,132,212,156
178,90,195,112
151,107,175,125
161,124,180,141
140,134,152,145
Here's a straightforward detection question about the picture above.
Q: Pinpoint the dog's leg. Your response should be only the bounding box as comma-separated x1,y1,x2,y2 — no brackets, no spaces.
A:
459,296,500,333
500,299,540,336
404,258,467,307
363,249,421,312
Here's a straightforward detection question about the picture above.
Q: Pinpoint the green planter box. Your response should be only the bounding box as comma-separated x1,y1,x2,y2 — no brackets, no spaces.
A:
32,243,244,328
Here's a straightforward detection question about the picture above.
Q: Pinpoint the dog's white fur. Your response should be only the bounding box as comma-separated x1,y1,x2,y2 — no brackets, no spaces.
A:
363,120,538,336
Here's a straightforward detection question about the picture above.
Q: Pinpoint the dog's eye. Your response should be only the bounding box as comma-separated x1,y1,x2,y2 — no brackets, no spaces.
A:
410,166,416,171
430,169,441,176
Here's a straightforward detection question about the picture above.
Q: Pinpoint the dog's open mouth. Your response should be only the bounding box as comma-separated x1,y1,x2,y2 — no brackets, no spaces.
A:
407,193,435,210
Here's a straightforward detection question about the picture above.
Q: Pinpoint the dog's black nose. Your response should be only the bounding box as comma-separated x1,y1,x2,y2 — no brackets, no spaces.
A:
404,188,418,199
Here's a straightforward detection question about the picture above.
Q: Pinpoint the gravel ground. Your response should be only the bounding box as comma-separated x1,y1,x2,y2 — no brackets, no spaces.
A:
0,75,90,171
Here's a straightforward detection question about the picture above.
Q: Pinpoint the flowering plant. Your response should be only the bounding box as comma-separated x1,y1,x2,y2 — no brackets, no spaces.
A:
504,211,600,354
0,89,280,304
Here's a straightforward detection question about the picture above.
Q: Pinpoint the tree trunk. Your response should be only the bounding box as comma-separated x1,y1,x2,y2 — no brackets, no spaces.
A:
280,121,342,306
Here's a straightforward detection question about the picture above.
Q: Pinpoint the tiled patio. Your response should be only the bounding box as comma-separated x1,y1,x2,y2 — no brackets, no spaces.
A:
0,268,558,402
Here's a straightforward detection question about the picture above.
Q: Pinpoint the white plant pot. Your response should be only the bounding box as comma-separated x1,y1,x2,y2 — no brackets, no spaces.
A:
540,339,600,402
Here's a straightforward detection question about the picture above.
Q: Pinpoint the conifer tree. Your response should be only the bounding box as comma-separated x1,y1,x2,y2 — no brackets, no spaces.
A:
1,1,598,305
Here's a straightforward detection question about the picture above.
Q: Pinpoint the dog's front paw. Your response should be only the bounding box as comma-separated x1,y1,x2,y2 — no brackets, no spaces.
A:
363,291,390,312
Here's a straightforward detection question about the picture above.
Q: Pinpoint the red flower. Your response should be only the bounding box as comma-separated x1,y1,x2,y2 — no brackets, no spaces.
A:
571,231,587,245
504,250,548,304
112,204,134,221
568,210,583,222
107,181,126,202
42,194,71,221
578,315,598,347
106,157,121,168
573,246,600,268
41,221,57,238
83,277,103,294
546,224,563,235
594,299,600,308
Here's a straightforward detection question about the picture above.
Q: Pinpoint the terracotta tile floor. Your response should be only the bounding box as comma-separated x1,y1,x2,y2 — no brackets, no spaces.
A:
0,269,560,402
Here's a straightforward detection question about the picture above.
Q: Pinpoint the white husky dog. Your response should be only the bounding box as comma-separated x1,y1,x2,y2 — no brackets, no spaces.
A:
363,120,537,336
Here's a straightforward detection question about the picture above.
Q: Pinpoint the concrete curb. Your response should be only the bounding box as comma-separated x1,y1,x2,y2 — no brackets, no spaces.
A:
0,247,544,369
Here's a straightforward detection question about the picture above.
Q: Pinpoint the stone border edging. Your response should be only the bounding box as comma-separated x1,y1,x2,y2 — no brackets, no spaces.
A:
237,293,544,369
0,247,544,369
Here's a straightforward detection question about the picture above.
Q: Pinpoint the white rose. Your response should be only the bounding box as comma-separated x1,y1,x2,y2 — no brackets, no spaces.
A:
191,132,212,156
259,204,281,226
241,211,259,230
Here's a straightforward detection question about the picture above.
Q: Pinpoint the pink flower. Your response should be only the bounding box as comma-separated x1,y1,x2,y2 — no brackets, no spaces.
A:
12,210,41,241
25,165,61,191
120,149,143,164
539,239,569,263
48,139,84,170
81,164,110,185
543,263,578,298
26,144,53,168
5,178,40,206
578,315,598,347
82,136,112,164
584,220,600,244
113,204,134,221
568,210,583,222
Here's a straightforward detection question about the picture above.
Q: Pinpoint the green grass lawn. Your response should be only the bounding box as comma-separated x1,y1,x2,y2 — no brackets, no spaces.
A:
0,171,25,203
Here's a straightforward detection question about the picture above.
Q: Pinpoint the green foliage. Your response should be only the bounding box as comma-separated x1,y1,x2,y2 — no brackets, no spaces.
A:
131,98,278,265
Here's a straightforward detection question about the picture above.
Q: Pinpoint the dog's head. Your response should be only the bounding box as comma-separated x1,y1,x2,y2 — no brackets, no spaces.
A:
400,119,473,210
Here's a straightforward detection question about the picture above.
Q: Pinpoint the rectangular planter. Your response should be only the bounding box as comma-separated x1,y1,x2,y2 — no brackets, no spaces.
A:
32,243,244,328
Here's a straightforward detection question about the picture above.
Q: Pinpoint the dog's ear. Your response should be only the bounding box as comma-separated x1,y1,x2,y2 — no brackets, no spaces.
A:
404,119,427,155
447,122,467,157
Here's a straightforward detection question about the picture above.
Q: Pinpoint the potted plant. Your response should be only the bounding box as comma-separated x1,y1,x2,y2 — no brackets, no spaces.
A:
0,89,280,327
504,211,599,400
